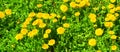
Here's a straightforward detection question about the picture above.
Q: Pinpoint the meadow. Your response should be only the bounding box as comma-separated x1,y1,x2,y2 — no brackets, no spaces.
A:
0,0,120,52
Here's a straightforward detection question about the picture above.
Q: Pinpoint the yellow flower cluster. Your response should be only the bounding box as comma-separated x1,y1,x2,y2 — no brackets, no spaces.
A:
42,39,55,49
70,0,90,8
15,28,28,40
28,29,38,38
0,9,12,19
88,13,97,23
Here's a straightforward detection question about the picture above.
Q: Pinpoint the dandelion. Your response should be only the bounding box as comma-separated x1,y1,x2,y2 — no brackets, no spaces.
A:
60,4,68,12
57,27,65,34
78,1,86,7
102,6,105,10
42,13,50,19
43,33,48,38
52,18,58,23
88,38,96,46
62,16,66,20
116,6,120,11
37,4,42,8
42,44,49,49
48,39,55,46
104,22,113,28
32,19,39,26
28,12,36,17
95,28,104,36
96,50,102,52
111,45,117,50
108,31,115,35
50,13,57,18
5,9,12,15
75,0,81,3
74,12,80,17
39,23,46,28
36,12,43,18
89,13,96,18
114,13,119,17
45,29,51,34
15,33,24,40
70,2,77,8
20,28,28,35
28,31,35,38
108,4,114,9
63,0,68,3
0,11,5,18
57,15,61,18
28,29,38,38
111,35,117,39
63,23,70,28
110,0,116,3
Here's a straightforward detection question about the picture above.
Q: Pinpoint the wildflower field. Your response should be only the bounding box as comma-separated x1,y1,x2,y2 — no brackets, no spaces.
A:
0,0,120,52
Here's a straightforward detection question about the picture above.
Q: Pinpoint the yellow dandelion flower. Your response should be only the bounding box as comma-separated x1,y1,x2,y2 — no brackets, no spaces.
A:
45,29,51,34
5,9,12,15
60,4,68,12
70,2,77,8
104,22,113,28
48,39,55,46
88,38,96,46
20,28,28,35
75,0,81,3
90,17,96,23
116,6,120,11
28,31,34,38
28,12,36,17
43,33,48,38
108,4,114,9
0,11,5,18
50,13,57,18
57,15,61,18
25,17,32,24
42,13,49,19
32,19,39,26
96,50,102,52
89,13,96,18
62,16,66,20
42,44,49,49
74,12,80,17
78,1,86,7
114,13,119,17
57,27,65,34
32,29,38,34
93,7,99,11
102,6,105,10
15,33,24,40
63,23,70,28
109,9,115,13
39,23,46,28
110,0,116,3
111,45,117,50
108,31,115,35
94,24,97,27
95,28,104,36
63,0,68,3
111,35,117,39
52,18,58,23
105,17,110,21
37,4,42,8
36,12,43,18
